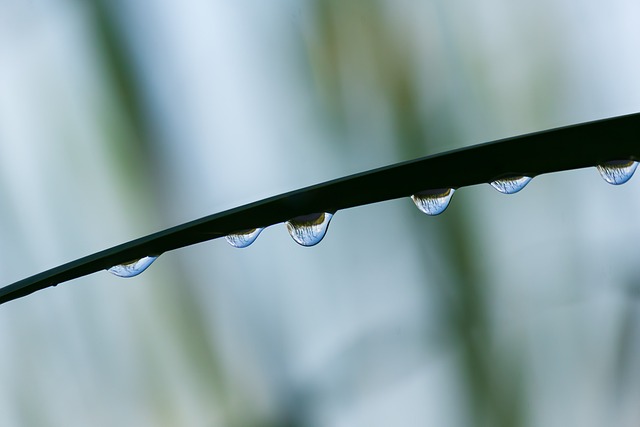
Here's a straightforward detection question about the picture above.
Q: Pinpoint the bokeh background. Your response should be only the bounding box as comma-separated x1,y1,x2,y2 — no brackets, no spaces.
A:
0,1,639,426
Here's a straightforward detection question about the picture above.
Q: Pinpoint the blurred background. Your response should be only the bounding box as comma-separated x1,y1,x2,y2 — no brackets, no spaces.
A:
0,0,639,426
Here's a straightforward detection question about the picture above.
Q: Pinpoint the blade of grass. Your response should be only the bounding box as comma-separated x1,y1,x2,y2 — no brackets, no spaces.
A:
0,112,638,304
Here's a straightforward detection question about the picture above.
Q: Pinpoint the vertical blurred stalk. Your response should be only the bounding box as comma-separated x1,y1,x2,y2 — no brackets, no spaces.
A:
307,1,525,426
88,0,154,199
84,1,238,425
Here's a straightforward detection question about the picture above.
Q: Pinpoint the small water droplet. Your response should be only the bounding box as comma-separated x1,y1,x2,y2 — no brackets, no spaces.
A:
490,176,532,194
411,188,455,216
225,228,264,248
596,160,638,185
108,256,158,278
286,212,333,247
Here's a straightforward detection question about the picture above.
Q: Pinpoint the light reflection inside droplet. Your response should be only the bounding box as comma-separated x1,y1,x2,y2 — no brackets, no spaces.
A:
490,176,532,194
596,160,638,185
108,256,158,278
225,228,264,248
411,188,455,216
286,212,333,247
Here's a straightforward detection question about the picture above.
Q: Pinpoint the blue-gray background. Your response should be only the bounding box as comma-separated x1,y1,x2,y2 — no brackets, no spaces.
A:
0,1,639,426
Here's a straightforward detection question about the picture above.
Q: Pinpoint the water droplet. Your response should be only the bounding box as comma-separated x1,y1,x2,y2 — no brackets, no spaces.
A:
286,212,333,247
225,228,264,248
490,176,532,194
108,256,158,278
411,188,455,216
596,160,638,185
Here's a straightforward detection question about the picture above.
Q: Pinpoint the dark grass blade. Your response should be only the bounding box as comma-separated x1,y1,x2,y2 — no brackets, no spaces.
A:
1,112,638,305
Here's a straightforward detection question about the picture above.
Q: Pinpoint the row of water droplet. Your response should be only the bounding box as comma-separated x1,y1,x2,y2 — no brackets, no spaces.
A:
108,160,638,277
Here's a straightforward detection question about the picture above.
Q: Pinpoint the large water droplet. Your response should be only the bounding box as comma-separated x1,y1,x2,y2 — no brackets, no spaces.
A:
286,212,333,247
596,160,638,185
225,228,264,248
490,176,532,194
108,256,158,278
411,188,455,216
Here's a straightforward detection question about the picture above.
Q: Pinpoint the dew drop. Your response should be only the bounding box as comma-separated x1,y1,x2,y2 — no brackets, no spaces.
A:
108,256,158,278
596,160,638,185
490,176,532,194
225,228,264,248
411,188,455,216
286,212,333,247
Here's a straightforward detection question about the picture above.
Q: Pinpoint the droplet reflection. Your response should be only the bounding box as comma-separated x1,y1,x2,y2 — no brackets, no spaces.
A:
225,228,264,248
490,176,532,194
286,212,333,247
108,256,158,278
596,160,638,185
411,188,455,216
